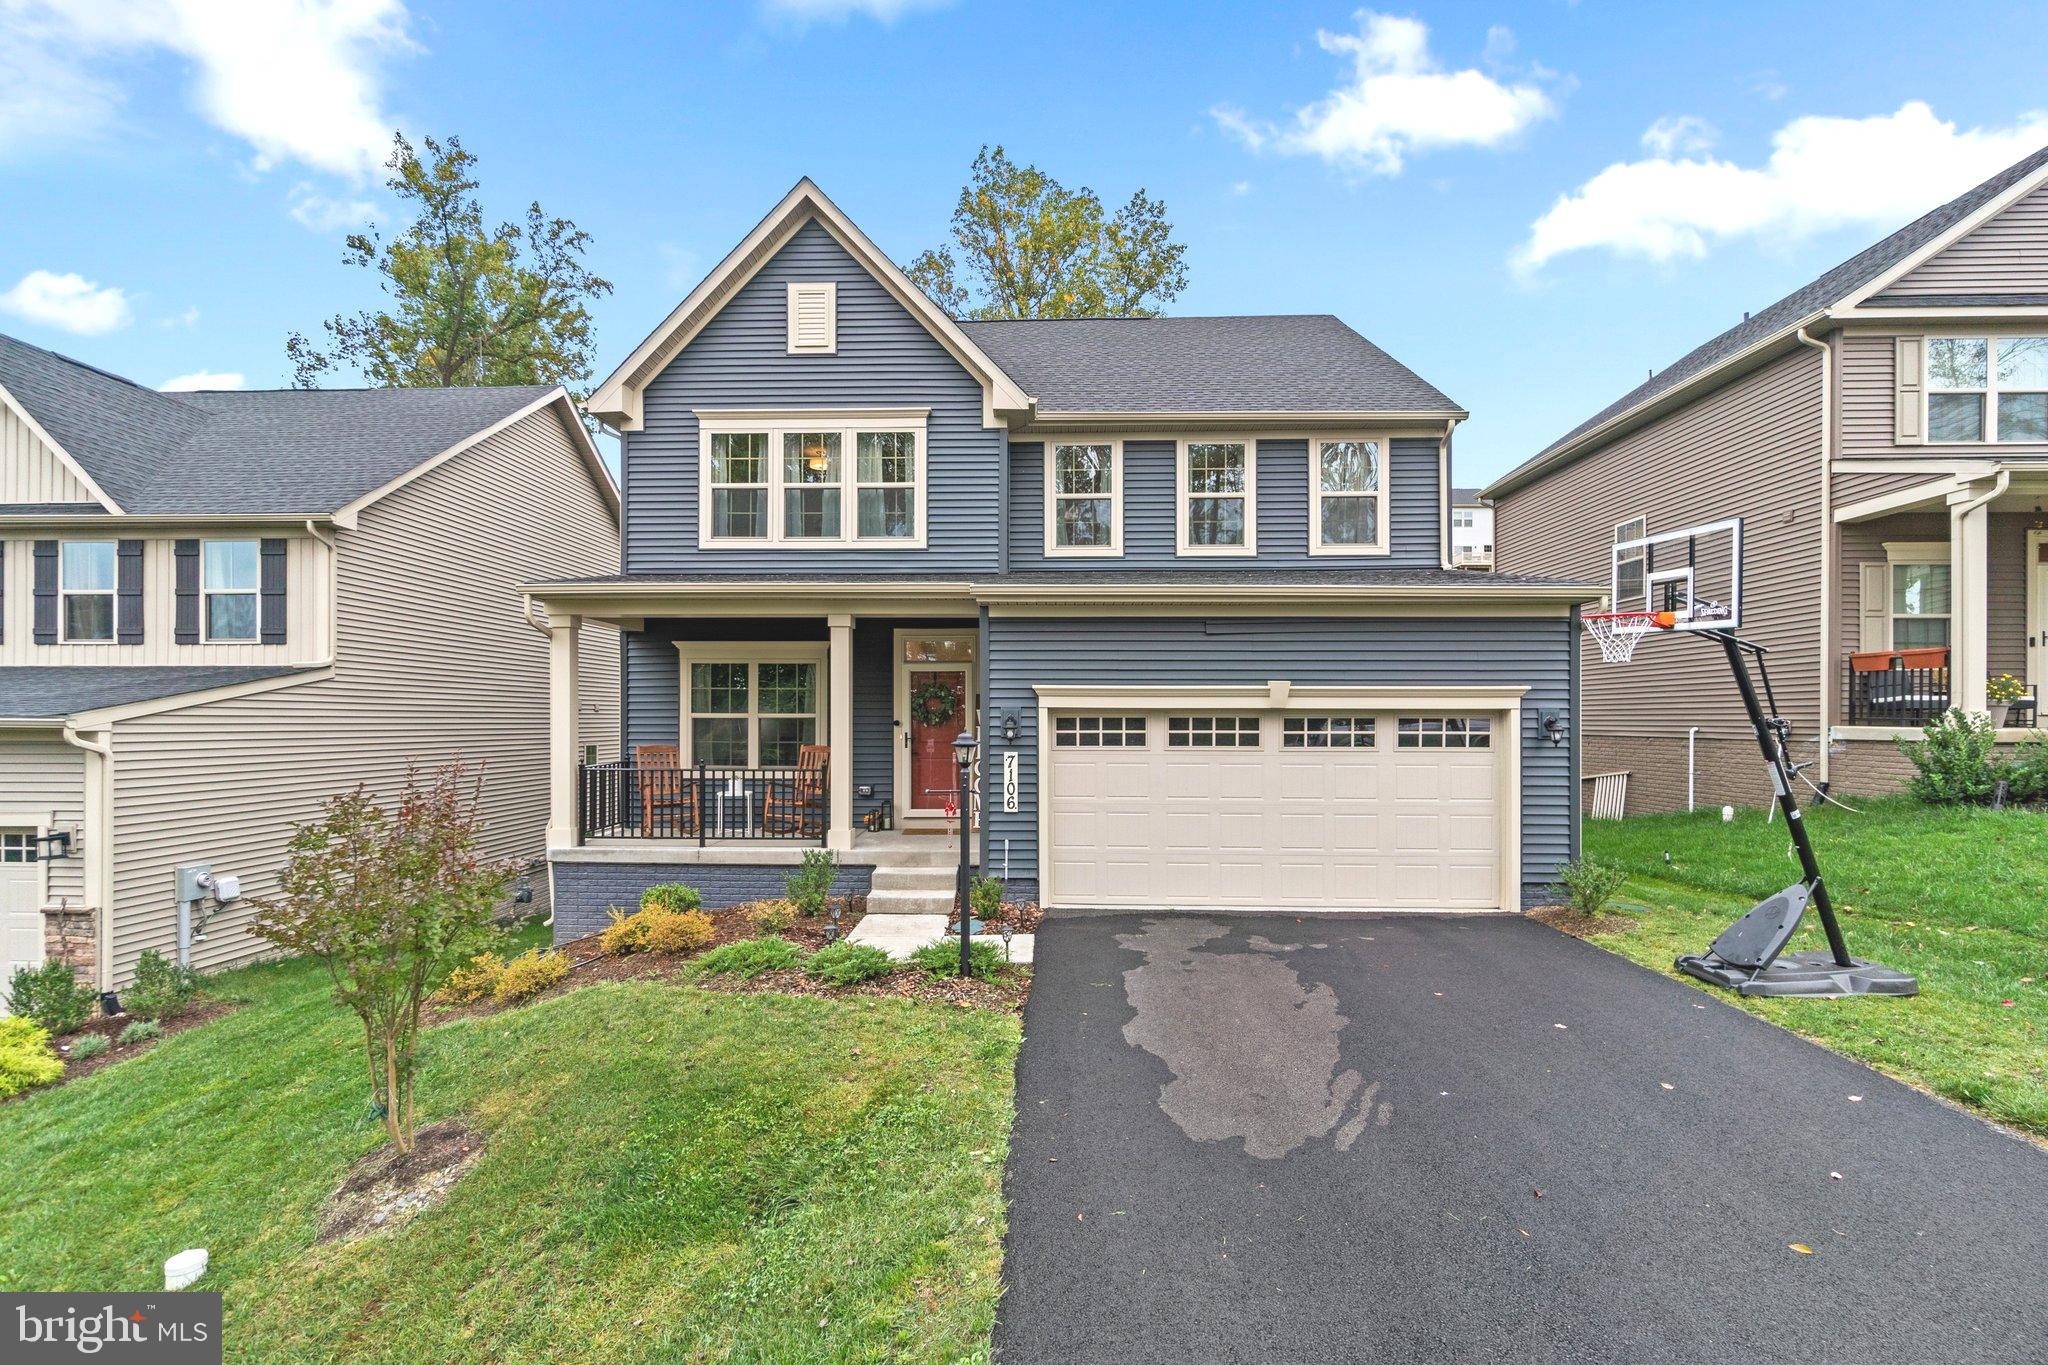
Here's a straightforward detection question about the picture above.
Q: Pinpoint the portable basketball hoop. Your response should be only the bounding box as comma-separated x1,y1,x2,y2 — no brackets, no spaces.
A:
1591,517,1917,999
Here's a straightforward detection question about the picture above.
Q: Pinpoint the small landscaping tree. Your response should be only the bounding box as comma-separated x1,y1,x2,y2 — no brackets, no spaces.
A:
252,765,513,1154
1895,709,2000,805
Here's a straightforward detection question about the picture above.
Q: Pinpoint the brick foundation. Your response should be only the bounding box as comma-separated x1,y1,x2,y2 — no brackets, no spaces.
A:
548,860,874,943
41,905,98,985
1830,737,2022,800
1583,735,1791,815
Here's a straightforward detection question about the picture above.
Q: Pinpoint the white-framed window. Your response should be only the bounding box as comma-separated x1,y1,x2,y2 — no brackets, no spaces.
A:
1452,509,1476,532
1052,715,1147,747
696,410,926,548
1926,336,2048,443
1166,715,1261,747
1889,560,1951,649
59,541,116,643
1613,516,1648,608
1177,439,1255,555
1282,715,1375,748
201,539,261,642
1044,440,1122,556
676,644,827,767
1397,716,1491,749
1308,438,1388,555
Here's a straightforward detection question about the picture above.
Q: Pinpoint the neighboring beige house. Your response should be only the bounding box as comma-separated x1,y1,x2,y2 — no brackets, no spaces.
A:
1450,487,1493,569
0,333,620,994
1486,145,2048,813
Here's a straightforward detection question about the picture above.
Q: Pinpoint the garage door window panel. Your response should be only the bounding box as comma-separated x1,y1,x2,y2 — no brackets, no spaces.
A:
1397,717,1491,749
1283,715,1375,748
1053,715,1147,747
1167,715,1261,747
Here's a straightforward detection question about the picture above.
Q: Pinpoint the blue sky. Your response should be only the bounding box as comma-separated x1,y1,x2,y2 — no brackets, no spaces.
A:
3,1,2046,486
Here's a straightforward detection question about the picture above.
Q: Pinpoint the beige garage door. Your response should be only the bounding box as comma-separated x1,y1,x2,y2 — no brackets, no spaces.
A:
1045,711,1503,911
1,831,41,1014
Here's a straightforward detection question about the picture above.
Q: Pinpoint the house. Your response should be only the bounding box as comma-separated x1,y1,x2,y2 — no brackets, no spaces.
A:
1450,487,1494,569
1485,145,2048,814
524,179,1595,933
0,334,621,996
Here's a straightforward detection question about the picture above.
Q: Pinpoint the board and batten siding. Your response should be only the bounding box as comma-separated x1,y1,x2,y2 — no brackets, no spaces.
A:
1876,182,2048,298
0,735,87,906
623,218,1003,575
0,534,328,666
980,614,1575,909
1007,437,1443,569
1494,346,1824,742
1839,330,2048,460
102,408,619,982
0,403,99,505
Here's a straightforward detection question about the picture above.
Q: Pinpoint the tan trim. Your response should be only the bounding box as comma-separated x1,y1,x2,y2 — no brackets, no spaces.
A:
1882,539,1950,563
1839,160,2048,308
786,281,837,354
2029,527,2048,690
1174,436,1258,557
586,179,1031,430
672,640,829,768
0,513,334,528
1798,325,1835,782
58,721,112,989
828,617,854,850
1833,477,1958,522
693,409,931,552
1834,724,2043,742
66,666,333,728
0,379,123,513
891,626,976,821
1042,437,1124,558
1021,410,1465,431
976,581,1600,606
1836,304,2048,322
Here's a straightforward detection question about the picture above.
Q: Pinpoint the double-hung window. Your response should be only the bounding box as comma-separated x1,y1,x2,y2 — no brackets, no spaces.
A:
202,539,261,642
1046,441,1120,555
679,647,825,767
698,411,925,547
59,541,116,643
1889,560,1950,649
1309,438,1387,554
1927,336,2048,442
1178,439,1254,554
1613,516,1648,609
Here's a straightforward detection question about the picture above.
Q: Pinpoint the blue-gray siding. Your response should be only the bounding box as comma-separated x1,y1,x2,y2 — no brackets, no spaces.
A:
1007,437,1443,569
623,219,1004,574
551,860,873,942
980,615,1574,908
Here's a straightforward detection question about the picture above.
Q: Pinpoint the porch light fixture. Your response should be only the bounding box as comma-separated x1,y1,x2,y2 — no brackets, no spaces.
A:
1540,709,1568,746
953,730,978,977
1000,711,1021,744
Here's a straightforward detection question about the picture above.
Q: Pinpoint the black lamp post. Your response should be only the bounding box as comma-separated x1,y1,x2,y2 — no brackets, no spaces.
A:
952,728,978,977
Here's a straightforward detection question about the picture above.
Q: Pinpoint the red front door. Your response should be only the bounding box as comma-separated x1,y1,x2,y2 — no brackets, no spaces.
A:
908,668,968,811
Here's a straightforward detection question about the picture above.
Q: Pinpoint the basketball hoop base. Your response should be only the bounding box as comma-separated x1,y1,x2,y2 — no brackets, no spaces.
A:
1677,949,1920,998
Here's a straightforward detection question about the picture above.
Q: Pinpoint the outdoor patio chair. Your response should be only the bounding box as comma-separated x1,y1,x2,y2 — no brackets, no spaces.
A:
635,744,700,838
761,744,828,836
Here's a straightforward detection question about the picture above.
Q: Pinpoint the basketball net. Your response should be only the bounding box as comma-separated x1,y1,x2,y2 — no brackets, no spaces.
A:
1582,610,1669,664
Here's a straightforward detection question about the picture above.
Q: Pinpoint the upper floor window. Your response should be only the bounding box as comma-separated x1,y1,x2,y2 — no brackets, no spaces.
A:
698,412,925,548
1309,438,1387,555
1928,336,2048,442
1178,440,1255,555
59,541,115,643
1452,509,1476,531
202,539,261,642
1045,441,1121,556
1613,516,1647,607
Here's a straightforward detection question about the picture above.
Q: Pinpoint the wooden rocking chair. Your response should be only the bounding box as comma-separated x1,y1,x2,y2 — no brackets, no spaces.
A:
635,744,700,838
762,744,828,836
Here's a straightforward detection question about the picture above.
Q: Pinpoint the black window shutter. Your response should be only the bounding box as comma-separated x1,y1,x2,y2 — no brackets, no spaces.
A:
174,539,200,644
32,541,57,644
116,539,144,644
259,539,287,645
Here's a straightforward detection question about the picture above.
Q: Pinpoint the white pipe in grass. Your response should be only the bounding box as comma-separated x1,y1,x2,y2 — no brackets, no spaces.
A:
164,1248,207,1290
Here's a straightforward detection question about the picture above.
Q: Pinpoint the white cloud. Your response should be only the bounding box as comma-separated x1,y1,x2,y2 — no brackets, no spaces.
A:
0,270,133,335
1230,180,1252,196
1641,115,1716,158
160,370,246,392
1516,102,2048,272
288,183,377,232
1213,11,1556,175
760,0,950,24
163,305,201,329
0,1,416,179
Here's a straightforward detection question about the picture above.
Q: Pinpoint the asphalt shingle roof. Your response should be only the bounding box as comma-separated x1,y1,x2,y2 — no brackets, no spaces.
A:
959,315,1460,415
0,665,319,719
0,332,556,515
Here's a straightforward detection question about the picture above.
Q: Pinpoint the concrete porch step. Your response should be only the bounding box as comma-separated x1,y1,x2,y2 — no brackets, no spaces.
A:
870,864,959,893
864,888,958,915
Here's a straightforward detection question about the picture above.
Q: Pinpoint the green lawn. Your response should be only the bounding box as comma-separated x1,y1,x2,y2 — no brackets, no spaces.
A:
0,932,1020,1363
1582,796,2047,1139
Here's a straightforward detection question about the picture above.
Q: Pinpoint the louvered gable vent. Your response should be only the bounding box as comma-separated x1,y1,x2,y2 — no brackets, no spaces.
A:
786,281,837,354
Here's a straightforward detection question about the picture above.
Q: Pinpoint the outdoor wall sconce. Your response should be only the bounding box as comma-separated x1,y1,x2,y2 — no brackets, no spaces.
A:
34,830,73,861
1000,711,1021,744
1540,710,1568,746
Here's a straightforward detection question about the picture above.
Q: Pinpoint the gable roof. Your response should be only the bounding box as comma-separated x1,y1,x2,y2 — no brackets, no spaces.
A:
0,332,615,518
1450,486,1489,506
959,315,1461,417
1487,142,2048,499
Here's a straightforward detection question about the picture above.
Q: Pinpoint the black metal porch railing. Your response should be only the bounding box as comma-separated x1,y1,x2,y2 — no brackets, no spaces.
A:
578,760,828,845
1845,662,1950,726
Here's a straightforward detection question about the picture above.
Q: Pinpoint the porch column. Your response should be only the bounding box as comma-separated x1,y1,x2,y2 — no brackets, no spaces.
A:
547,613,581,850
1950,491,1992,717
828,613,855,851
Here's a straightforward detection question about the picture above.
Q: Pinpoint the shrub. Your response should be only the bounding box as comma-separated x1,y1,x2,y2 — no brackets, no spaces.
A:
2002,733,2048,803
1555,858,1629,916
908,938,1007,982
642,908,715,954
0,1016,64,1098
786,849,837,918
751,900,797,933
693,936,804,979
599,908,648,955
641,883,702,915
124,949,205,1022
1896,709,2001,805
117,1019,163,1046
438,952,507,1004
969,875,1003,922
5,961,98,1036
492,949,571,1003
67,1032,109,1061
804,942,893,987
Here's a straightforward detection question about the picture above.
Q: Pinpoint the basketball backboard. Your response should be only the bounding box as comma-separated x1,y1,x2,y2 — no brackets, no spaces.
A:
1608,517,1743,633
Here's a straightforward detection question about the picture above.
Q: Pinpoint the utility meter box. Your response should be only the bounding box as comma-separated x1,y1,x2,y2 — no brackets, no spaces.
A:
213,874,242,902
174,863,213,902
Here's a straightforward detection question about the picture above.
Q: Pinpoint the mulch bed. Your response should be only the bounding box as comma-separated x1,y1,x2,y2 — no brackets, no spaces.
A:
316,1117,485,1245
695,964,1031,1012
946,900,1044,935
26,998,242,1094
1529,904,1638,939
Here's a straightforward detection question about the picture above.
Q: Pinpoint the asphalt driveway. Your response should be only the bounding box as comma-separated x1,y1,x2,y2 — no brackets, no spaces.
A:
994,912,2048,1364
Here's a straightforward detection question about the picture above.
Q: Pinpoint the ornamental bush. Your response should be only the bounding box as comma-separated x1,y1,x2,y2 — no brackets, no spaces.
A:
117,1019,163,1046
693,936,804,979
641,883,702,915
804,942,893,987
5,961,97,1036
907,939,1006,982
0,1016,64,1098
67,1032,109,1061
786,849,837,918
642,908,715,954
438,952,507,1004
124,949,206,1022
1896,709,2001,805
492,949,571,1003
1555,858,1629,916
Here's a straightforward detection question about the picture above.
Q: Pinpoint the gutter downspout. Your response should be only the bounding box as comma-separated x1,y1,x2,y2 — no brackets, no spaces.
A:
304,519,339,662
1440,417,1462,571
1795,327,1833,784
61,721,113,990
1687,725,1700,812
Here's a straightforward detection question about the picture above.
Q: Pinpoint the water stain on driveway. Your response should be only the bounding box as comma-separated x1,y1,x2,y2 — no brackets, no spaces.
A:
1117,918,1389,1159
